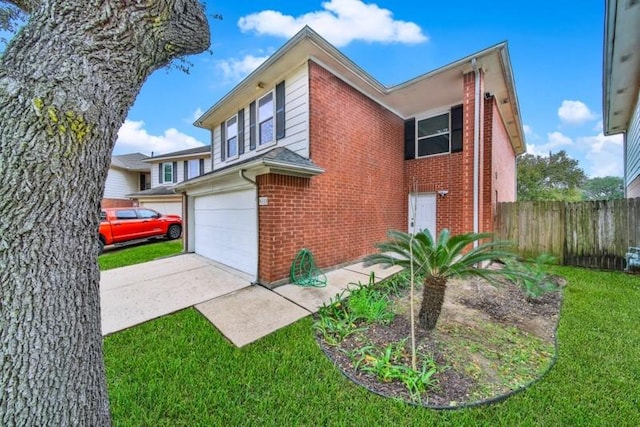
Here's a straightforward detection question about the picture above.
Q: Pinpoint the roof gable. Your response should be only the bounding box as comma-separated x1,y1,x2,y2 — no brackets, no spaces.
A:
195,26,525,154
111,153,150,171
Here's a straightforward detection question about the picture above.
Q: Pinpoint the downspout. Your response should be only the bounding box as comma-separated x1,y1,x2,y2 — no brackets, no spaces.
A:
182,191,188,253
239,170,259,283
471,58,480,247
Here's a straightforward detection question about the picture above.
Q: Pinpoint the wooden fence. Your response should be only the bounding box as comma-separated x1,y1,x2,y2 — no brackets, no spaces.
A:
494,198,640,270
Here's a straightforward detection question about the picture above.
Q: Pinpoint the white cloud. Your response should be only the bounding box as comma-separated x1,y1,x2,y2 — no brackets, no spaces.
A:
578,132,624,177
557,100,597,125
526,131,573,156
593,120,603,132
523,124,533,135
115,120,205,156
216,54,269,84
237,0,427,47
189,107,204,123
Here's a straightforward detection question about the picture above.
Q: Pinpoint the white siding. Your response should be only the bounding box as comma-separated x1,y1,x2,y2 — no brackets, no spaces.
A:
213,62,310,169
626,94,640,192
149,156,212,188
103,167,138,199
140,201,183,217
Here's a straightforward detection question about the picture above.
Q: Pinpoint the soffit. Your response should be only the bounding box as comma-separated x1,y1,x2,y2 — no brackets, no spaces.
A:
603,0,640,134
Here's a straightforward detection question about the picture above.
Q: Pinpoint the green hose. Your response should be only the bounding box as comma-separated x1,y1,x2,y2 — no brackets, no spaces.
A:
290,249,327,287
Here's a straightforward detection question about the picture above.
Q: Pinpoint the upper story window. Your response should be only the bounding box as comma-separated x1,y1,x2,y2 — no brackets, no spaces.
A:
258,92,274,147
226,116,238,159
187,159,201,179
161,162,175,184
417,113,450,157
218,81,285,164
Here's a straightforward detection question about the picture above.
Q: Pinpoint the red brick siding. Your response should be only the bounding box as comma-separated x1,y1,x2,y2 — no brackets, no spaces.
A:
402,71,482,236
489,99,517,208
481,97,516,233
481,96,494,233
256,61,405,284
101,198,136,208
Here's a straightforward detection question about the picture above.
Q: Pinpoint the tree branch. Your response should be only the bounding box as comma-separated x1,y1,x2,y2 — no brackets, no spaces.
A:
1,0,38,13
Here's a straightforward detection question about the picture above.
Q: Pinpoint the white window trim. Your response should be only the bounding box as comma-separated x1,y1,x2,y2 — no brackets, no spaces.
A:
256,90,276,151
161,162,174,184
225,115,239,162
415,110,452,158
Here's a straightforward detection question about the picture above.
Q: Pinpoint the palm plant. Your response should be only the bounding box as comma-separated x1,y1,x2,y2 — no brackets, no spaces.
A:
364,229,516,331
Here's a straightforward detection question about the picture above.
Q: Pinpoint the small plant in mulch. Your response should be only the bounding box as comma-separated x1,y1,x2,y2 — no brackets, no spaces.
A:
501,253,564,300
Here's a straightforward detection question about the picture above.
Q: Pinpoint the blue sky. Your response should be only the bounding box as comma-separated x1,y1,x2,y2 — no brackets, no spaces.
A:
112,0,620,177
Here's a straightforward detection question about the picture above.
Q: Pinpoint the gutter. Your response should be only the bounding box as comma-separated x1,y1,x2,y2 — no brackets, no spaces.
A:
239,170,259,283
471,58,480,247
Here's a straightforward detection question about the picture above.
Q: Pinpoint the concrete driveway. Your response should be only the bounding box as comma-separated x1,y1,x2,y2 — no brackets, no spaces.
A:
100,254,251,335
100,253,402,346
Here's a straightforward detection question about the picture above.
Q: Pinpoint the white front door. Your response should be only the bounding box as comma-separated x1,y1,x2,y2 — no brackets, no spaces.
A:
408,193,436,237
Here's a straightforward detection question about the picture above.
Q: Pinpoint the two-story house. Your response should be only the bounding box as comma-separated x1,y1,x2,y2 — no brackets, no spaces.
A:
128,145,211,216
175,26,525,287
102,152,150,208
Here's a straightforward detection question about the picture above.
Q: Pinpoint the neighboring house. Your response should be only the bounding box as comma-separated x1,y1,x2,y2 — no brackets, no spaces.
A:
102,153,150,208
603,0,640,197
128,145,211,216
175,26,525,287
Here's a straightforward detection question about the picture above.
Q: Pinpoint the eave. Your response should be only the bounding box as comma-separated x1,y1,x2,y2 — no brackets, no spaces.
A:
194,26,526,155
603,0,640,135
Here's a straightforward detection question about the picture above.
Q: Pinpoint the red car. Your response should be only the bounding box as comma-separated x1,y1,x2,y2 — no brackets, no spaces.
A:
98,207,182,253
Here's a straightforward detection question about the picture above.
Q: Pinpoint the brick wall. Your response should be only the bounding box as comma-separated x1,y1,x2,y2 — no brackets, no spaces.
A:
101,198,136,208
256,60,405,284
402,70,482,236
490,100,517,200
480,96,517,232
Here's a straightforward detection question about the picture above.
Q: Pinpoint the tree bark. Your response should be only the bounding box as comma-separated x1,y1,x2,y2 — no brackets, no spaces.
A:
418,276,447,331
0,1,209,425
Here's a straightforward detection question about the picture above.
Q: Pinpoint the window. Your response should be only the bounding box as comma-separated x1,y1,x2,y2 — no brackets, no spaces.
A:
417,113,450,157
226,116,238,158
258,92,274,146
161,162,174,183
137,209,159,219
115,209,137,220
187,159,200,179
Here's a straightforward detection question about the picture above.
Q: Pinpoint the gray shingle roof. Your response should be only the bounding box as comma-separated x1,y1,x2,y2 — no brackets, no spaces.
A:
111,153,150,171
148,145,211,161
213,146,320,173
127,186,177,197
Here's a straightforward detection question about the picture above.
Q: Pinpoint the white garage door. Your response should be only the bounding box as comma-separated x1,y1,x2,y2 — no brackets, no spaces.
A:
141,201,182,217
194,189,257,276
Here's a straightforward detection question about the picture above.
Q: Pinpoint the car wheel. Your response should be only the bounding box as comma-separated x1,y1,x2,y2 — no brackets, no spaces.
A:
98,239,105,255
167,224,182,240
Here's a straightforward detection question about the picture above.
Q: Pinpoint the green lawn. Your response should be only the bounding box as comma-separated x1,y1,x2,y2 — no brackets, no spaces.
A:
98,240,183,271
104,266,640,426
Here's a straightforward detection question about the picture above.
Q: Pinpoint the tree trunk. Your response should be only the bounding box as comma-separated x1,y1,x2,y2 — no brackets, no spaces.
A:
0,1,209,425
418,276,447,330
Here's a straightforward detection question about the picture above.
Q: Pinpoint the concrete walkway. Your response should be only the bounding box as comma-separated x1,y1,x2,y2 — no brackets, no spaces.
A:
100,254,402,347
